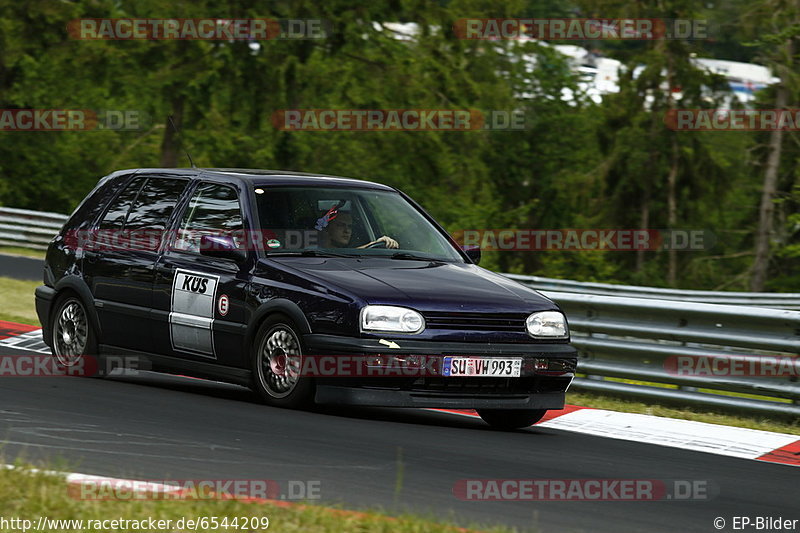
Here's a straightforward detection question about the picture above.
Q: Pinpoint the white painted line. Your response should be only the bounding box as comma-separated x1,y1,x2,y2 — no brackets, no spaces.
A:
0,329,50,353
539,408,799,460
3,464,190,496
65,473,183,494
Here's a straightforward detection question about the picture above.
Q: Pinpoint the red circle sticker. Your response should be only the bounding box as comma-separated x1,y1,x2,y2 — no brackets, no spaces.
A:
218,294,229,316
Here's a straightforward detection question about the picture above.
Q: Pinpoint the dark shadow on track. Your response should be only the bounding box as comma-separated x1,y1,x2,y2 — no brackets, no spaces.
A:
105,371,555,433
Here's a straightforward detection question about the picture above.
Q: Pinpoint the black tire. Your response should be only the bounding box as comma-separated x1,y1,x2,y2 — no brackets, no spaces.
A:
477,409,547,430
250,314,314,408
49,293,101,377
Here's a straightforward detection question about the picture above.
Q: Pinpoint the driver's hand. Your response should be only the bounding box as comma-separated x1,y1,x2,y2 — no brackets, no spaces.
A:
377,236,399,249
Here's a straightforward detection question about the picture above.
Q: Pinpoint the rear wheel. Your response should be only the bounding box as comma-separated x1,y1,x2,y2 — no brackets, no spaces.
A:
50,294,99,377
477,409,547,430
251,315,314,408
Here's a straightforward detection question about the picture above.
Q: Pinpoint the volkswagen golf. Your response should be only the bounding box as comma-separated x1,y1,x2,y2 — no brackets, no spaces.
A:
35,168,577,429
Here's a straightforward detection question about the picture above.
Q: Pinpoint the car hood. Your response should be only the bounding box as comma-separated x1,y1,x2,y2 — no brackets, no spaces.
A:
266,257,557,314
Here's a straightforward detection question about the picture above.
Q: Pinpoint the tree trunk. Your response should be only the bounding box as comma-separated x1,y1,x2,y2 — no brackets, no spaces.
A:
160,94,185,168
750,84,787,291
667,135,679,286
664,43,679,287
636,188,650,272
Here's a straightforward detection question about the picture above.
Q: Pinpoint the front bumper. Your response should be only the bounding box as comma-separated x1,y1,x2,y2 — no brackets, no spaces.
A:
304,334,577,409
315,386,566,409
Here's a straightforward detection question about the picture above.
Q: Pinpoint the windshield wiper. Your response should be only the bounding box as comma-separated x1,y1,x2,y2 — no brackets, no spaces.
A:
389,252,441,262
265,250,358,258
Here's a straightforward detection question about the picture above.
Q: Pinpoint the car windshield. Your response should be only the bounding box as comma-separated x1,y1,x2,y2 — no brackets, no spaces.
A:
253,186,464,262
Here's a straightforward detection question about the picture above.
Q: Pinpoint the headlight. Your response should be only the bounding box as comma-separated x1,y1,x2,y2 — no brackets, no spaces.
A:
361,305,425,334
526,311,568,338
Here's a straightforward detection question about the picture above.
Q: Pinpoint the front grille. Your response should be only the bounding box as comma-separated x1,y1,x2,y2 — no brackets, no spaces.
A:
422,312,527,332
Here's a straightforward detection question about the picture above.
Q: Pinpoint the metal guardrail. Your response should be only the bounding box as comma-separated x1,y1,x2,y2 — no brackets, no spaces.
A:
508,273,800,310
1,207,798,416
540,292,800,417
0,207,68,250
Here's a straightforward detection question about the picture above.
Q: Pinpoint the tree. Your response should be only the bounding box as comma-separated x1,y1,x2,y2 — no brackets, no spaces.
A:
744,1,800,290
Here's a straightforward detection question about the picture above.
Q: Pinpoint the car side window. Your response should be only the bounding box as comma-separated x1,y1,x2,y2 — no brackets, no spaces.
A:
65,174,130,231
98,176,145,230
125,178,188,231
172,183,243,253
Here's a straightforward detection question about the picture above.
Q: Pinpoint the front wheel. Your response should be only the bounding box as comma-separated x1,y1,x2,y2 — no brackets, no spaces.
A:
477,409,547,430
251,315,314,408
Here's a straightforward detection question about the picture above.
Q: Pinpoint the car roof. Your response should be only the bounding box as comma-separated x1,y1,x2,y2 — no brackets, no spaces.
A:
111,168,396,191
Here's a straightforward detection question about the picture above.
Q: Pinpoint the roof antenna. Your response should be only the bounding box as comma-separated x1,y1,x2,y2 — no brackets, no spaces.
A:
167,115,196,168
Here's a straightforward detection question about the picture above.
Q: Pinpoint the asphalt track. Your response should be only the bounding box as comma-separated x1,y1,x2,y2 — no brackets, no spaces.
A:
0,345,797,532
0,253,44,281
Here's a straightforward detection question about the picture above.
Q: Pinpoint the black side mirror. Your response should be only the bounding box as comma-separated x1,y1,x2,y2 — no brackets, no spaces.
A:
200,234,247,263
462,245,481,265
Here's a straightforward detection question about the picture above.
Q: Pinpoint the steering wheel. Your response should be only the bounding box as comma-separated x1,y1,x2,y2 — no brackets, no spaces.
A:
366,240,387,249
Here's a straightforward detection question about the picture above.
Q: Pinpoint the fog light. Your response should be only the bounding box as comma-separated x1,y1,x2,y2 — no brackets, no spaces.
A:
404,355,421,367
368,355,386,366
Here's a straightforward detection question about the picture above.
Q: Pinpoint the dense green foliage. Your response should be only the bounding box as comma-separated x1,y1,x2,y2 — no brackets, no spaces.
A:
0,0,798,290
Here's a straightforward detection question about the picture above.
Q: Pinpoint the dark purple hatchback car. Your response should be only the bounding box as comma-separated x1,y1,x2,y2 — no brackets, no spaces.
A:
36,168,577,429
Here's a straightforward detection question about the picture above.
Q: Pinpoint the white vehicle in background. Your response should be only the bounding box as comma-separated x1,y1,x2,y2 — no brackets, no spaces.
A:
551,45,621,103
692,58,780,104
372,22,779,106
551,47,778,106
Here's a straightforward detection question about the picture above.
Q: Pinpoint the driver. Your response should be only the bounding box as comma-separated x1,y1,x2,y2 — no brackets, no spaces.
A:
317,210,398,249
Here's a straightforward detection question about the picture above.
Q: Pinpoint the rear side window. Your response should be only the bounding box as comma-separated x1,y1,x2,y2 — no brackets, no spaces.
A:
99,177,145,230
125,178,188,231
172,183,243,253
63,173,131,231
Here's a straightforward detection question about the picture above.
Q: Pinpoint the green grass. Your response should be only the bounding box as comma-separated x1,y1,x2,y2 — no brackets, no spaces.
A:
0,463,509,533
0,276,40,326
0,246,46,259
567,391,800,435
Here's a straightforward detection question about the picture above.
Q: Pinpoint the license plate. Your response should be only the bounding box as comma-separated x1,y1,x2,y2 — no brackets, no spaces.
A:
442,357,522,377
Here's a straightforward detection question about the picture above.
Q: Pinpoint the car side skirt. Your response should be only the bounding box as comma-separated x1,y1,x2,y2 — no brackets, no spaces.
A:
98,344,252,387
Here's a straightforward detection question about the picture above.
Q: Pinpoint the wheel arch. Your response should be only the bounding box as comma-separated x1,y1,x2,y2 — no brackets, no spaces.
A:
245,299,312,351
52,276,102,340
